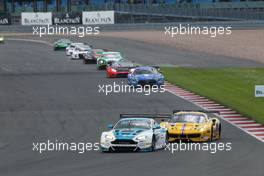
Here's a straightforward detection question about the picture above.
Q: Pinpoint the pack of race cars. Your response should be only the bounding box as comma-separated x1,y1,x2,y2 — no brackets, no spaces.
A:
58,39,165,86
54,39,222,153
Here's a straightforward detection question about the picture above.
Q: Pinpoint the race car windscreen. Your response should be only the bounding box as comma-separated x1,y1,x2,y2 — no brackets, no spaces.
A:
112,61,133,67
170,114,207,123
93,49,104,53
114,119,152,129
105,54,122,59
60,39,71,43
82,47,92,51
133,68,158,75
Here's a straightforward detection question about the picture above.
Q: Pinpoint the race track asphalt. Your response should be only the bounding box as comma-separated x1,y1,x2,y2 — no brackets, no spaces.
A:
0,39,263,176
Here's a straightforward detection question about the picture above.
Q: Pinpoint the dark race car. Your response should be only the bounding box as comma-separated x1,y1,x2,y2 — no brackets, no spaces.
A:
97,52,123,70
83,49,107,64
106,59,140,78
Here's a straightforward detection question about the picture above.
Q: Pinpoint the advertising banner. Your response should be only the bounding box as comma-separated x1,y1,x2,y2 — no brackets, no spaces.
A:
82,11,114,25
0,13,11,25
255,85,264,97
53,12,82,25
21,12,52,25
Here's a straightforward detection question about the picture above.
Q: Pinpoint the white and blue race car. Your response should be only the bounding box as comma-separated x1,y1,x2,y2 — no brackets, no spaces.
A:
100,114,169,152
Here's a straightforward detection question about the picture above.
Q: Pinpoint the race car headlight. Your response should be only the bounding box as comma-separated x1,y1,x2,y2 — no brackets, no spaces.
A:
110,68,117,73
157,76,164,81
129,68,135,73
199,127,206,132
135,135,151,141
104,133,115,140
131,77,138,82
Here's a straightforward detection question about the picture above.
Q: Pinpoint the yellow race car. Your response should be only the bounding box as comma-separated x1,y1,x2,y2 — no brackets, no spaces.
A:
160,110,221,142
0,36,4,44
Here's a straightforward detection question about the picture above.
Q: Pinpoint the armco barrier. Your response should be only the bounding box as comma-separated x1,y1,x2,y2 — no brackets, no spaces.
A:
112,5,264,21
68,3,264,21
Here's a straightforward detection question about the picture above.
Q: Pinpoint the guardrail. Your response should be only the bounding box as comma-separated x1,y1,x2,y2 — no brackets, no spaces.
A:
3,2,264,21
111,4,264,21
3,3,264,22
68,3,264,21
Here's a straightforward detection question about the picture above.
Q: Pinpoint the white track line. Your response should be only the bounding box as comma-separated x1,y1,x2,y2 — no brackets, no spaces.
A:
196,102,221,105
204,108,232,110
251,132,264,134
202,105,226,108
218,111,237,114
238,124,262,127
202,104,224,106
246,128,264,131
226,118,249,121
248,129,264,132
232,120,255,123
222,114,242,117
191,99,214,101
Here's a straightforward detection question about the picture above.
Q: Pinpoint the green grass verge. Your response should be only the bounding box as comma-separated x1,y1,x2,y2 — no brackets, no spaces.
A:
162,67,264,124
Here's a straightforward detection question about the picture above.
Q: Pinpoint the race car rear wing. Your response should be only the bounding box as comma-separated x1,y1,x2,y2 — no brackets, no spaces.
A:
172,110,220,115
120,114,171,119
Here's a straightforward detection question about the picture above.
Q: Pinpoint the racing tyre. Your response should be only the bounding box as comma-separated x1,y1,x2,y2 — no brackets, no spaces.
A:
165,132,169,145
151,135,156,152
83,60,88,64
210,125,214,142
79,54,84,60
218,124,222,140
98,66,104,70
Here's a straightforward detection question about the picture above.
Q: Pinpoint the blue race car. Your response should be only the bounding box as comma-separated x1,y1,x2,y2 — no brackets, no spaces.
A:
127,66,165,87
100,114,169,152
